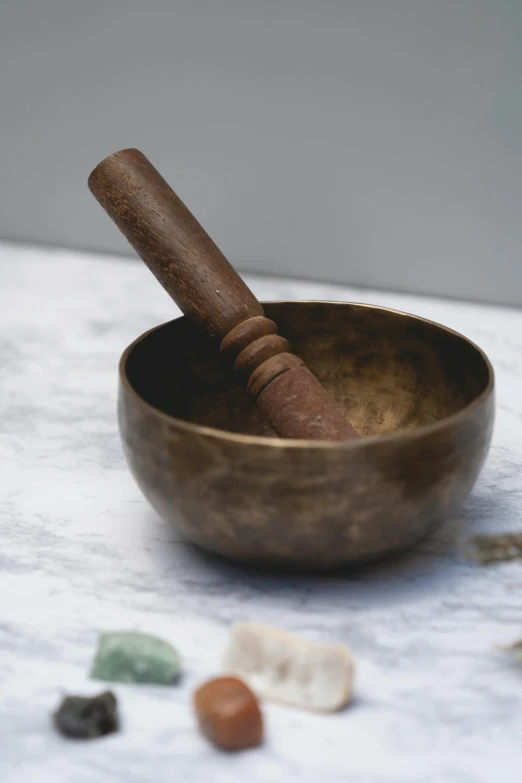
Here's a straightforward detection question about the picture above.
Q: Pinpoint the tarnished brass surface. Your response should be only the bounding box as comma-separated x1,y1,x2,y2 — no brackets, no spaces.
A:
119,302,494,569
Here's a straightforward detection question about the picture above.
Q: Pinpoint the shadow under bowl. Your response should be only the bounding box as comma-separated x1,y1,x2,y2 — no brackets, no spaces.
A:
119,301,494,569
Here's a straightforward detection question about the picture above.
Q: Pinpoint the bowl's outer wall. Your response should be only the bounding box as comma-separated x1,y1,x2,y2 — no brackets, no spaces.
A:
118,306,494,568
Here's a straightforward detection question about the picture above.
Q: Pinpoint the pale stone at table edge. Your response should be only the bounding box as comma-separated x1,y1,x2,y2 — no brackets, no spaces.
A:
223,623,355,713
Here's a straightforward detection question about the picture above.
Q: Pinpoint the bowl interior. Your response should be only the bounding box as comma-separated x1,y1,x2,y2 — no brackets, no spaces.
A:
124,302,491,438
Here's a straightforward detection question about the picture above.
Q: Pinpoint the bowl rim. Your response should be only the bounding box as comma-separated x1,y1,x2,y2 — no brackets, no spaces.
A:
119,300,495,449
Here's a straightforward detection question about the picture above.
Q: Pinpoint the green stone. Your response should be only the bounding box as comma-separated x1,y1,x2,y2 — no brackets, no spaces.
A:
91,632,181,685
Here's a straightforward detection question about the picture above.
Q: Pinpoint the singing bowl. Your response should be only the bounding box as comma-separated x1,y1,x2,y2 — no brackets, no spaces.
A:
119,301,494,569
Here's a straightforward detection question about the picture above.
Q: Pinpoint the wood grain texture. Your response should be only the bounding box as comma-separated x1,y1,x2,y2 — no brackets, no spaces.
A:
88,148,263,337
257,365,360,440
89,148,358,440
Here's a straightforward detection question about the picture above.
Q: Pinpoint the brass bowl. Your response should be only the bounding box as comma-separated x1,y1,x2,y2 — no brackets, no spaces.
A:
119,301,494,569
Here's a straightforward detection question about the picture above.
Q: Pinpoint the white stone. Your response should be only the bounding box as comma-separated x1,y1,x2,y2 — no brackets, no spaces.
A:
224,623,355,712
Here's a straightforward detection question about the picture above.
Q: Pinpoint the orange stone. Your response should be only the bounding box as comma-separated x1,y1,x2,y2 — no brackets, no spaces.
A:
194,676,263,751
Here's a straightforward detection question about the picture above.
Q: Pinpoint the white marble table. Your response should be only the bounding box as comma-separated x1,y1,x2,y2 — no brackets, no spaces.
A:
1,242,522,783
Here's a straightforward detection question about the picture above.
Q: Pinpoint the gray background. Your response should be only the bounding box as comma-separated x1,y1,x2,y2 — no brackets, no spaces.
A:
1,0,521,305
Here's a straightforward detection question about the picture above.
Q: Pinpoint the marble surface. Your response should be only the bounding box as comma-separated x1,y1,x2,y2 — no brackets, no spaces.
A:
1,241,522,783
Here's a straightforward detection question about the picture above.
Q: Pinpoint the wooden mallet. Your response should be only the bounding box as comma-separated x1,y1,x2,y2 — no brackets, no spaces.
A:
89,149,359,441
